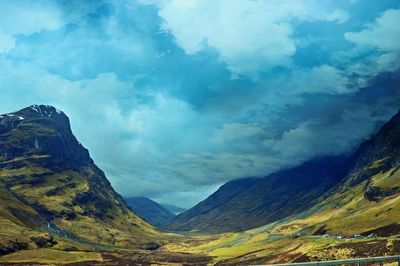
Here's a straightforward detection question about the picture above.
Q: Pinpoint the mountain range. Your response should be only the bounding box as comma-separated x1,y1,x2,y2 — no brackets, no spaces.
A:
160,109,400,265
1,104,400,265
165,109,400,236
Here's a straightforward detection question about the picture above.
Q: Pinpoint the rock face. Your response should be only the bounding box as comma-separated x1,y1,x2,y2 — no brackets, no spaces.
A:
166,110,400,234
0,105,90,167
343,110,400,186
165,156,353,233
125,197,175,227
0,105,158,249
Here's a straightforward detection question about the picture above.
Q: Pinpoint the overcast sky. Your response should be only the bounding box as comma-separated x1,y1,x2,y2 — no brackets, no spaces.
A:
0,0,399,208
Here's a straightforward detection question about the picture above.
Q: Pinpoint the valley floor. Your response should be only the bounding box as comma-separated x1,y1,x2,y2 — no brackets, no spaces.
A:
163,233,400,265
2,164,400,265
2,229,400,265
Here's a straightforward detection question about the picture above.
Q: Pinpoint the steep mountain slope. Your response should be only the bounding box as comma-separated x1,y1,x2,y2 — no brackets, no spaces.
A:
0,105,159,251
167,110,400,234
292,108,400,236
165,156,353,233
165,110,400,265
125,197,175,227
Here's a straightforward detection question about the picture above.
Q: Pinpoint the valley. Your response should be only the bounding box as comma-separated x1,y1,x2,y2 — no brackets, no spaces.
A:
1,0,400,264
1,105,400,265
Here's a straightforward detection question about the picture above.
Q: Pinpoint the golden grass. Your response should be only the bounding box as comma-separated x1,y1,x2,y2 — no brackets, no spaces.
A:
0,249,102,264
165,165,400,264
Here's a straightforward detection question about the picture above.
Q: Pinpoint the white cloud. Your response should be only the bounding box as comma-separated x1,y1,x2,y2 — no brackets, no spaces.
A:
0,60,212,205
343,9,400,86
266,105,396,161
345,9,400,52
290,65,351,94
0,1,64,53
212,123,264,142
158,0,349,77
175,152,288,184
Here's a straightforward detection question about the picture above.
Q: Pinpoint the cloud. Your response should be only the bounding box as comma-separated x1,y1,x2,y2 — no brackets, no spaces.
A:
0,0,66,53
287,65,351,95
345,9,400,52
342,9,400,88
0,59,220,207
264,100,399,162
1,1,400,208
158,0,349,78
212,123,264,142
173,152,288,185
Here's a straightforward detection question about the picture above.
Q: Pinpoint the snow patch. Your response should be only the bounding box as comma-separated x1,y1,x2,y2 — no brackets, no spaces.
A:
30,105,40,113
0,114,24,120
29,104,62,117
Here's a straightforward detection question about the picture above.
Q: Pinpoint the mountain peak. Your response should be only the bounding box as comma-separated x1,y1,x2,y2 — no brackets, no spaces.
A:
0,105,89,167
0,105,158,250
19,104,67,121
0,105,68,127
28,104,64,117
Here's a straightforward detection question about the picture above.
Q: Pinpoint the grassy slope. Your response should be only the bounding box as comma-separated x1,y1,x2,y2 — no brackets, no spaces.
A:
163,110,400,264
2,106,400,265
0,249,103,264
0,106,170,264
0,110,161,247
163,162,400,265
0,156,162,245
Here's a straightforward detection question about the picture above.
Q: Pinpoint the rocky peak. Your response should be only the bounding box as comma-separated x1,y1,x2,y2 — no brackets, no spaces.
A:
0,105,91,168
28,104,64,116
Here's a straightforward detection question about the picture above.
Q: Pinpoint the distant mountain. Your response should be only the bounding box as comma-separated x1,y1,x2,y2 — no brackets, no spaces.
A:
161,204,187,215
125,197,175,227
165,156,353,233
165,109,400,236
0,105,159,254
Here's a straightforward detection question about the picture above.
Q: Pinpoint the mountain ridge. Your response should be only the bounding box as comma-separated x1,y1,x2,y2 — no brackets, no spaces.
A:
165,110,400,234
125,196,175,227
0,105,160,254
165,155,353,233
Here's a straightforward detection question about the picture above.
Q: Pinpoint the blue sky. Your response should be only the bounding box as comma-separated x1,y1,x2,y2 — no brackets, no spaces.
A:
0,0,399,208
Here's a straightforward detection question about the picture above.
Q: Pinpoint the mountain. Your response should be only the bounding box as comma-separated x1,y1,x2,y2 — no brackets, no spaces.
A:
0,105,159,255
166,110,400,234
163,110,400,265
162,204,187,215
293,108,400,237
165,156,353,233
125,197,175,227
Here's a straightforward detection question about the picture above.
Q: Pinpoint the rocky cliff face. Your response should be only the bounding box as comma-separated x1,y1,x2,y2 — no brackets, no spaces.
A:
0,105,90,167
343,110,400,186
0,105,158,250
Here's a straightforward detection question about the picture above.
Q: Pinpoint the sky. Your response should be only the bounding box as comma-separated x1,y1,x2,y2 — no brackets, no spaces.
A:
0,0,399,208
